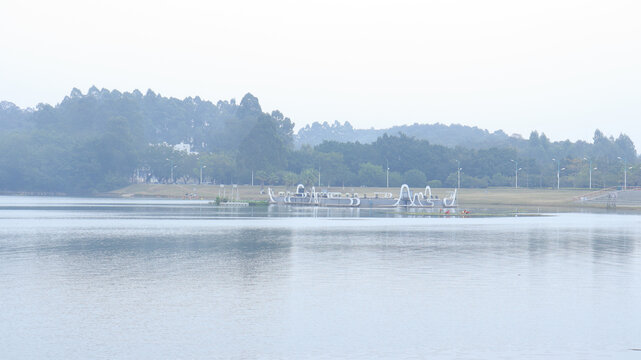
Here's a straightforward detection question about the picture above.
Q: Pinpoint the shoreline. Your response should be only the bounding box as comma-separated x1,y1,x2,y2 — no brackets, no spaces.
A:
101,184,640,209
3,184,638,210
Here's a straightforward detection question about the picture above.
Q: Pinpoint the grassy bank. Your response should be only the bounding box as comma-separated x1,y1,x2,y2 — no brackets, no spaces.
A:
107,184,600,208
456,187,588,207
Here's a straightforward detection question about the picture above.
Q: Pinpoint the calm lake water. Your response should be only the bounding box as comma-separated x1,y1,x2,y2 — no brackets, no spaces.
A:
1,196,641,359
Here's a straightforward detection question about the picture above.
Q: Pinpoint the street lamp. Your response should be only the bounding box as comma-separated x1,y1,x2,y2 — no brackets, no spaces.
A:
200,165,207,184
583,157,592,189
166,158,175,184
386,159,389,188
552,158,560,189
510,159,521,189
455,160,461,189
617,157,627,190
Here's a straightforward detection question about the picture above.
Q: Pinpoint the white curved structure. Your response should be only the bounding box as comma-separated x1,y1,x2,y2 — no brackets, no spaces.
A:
412,192,435,207
393,184,414,206
268,184,457,208
424,186,432,199
268,188,277,204
442,189,457,207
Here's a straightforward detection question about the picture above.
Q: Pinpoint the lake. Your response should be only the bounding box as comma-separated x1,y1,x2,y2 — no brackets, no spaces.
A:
1,196,640,359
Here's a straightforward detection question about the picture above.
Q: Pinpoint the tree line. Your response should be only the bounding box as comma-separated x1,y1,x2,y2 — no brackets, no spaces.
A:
0,88,638,194
147,130,640,190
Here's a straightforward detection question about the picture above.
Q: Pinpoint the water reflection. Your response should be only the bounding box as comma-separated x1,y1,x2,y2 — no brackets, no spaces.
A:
9,228,294,290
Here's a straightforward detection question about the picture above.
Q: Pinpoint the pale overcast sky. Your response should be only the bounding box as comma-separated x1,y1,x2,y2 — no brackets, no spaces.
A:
1,0,640,146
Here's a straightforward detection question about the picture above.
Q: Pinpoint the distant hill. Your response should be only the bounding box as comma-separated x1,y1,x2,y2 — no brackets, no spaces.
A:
296,121,517,148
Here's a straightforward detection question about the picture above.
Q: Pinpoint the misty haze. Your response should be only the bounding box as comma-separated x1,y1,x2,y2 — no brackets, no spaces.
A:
2,1,641,359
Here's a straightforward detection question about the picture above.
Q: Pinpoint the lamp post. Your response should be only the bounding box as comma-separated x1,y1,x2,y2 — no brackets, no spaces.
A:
583,157,592,189
617,157,627,190
200,165,206,184
166,158,175,184
510,159,520,189
552,158,560,189
455,160,461,189
386,159,389,188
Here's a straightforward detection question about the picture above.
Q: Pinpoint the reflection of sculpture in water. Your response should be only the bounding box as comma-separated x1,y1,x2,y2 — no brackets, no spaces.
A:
267,203,361,218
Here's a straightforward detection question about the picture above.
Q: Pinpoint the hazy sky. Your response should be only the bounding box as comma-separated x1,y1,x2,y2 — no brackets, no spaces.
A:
2,0,640,146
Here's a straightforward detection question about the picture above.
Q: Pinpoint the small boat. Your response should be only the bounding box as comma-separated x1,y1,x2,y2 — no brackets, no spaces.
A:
268,184,457,208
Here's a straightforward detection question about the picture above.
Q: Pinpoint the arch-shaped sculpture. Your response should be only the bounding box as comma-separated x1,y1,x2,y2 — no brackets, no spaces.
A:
412,192,434,207
268,183,456,208
268,188,277,203
442,188,457,207
394,184,414,206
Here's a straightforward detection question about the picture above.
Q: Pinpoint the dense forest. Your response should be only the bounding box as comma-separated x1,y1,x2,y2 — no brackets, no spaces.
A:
0,88,639,194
